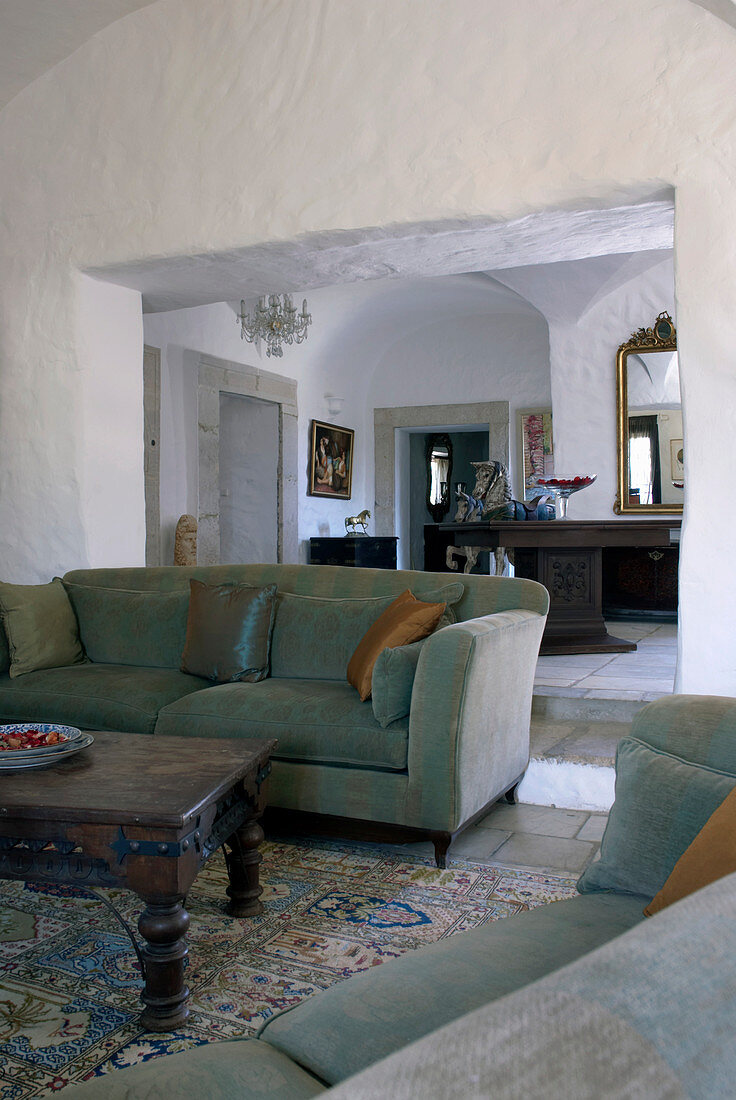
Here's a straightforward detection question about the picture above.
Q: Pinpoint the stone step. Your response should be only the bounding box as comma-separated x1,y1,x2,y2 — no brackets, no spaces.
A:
532,688,664,724
518,713,632,813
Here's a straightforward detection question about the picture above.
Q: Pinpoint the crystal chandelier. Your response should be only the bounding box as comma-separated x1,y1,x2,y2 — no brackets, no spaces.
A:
236,294,312,358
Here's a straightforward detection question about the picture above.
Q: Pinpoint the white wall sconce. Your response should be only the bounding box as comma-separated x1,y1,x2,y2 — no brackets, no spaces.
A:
324,394,344,419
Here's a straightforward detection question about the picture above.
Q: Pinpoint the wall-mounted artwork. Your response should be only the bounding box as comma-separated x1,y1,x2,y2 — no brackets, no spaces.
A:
519,409,554,500
308,419,354,499
670,438,684,482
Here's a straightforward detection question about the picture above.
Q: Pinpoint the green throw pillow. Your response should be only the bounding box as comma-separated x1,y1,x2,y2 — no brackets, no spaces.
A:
371,639,426,727
0,578,85,678
577,736,736,899
181,580,278,683
414,582,464,625
64,582,190,668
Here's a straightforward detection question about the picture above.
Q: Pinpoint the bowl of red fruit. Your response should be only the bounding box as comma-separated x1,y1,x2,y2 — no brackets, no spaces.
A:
532,475,597,517
0,724,93,769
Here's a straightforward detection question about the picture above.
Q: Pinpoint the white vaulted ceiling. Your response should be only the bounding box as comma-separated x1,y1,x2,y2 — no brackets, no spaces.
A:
0,1,733,115
0,0,156,111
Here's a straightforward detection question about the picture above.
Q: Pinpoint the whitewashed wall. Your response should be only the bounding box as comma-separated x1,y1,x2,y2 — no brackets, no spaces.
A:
1,0,735,692
550,258,676,520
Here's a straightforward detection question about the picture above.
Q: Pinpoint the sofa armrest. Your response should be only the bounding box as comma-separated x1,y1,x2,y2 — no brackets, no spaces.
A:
404,609,546,832
630,694,736,773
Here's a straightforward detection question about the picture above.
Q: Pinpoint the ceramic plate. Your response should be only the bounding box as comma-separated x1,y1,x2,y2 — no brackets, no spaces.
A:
0,731,94,770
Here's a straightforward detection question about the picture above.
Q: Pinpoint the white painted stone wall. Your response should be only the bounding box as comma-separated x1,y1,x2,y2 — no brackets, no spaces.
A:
549,257,676,521
1,0,736,693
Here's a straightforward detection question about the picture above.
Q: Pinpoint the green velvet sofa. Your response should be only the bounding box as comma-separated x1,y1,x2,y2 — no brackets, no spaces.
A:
0,563,549,864
60,693,736,1098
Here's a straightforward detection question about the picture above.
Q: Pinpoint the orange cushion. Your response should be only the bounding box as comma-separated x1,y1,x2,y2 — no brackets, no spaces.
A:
347,590,446,702
644,785,736,916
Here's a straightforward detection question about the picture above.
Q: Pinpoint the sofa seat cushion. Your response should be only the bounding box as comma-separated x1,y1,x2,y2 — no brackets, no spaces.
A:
0,665,208,735
260,891,648,1085
59,1037,325,1100
155,678,409,770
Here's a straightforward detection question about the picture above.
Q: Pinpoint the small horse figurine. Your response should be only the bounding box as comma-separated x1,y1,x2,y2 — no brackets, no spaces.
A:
345,508,371,535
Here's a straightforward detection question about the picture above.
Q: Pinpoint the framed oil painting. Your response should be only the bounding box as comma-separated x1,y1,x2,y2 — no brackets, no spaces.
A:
670,438,684,481
308,419,354,499
518,409,554,500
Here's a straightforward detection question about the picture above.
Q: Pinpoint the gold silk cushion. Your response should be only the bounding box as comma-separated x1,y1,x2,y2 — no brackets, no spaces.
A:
347,590,446,702
181,580,277,684
644,785,736,916
0,578,85,678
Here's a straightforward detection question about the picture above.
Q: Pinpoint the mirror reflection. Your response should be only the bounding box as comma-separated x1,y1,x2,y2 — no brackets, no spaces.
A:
426,434,453,523
615,312,682,514
627,350,682,506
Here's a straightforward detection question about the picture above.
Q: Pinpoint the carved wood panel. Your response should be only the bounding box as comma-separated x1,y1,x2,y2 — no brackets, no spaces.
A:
543,550,596,611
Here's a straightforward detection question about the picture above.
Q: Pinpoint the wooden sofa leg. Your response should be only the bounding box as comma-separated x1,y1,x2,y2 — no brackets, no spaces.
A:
504,783,519,805
431,833,452,869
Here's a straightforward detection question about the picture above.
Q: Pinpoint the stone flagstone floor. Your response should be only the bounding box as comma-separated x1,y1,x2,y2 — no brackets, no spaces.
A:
404,803,609,875
533,620,677,701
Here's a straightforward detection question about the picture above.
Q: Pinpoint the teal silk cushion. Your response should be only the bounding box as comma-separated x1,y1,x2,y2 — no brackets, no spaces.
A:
64,582,189,669
181,580,277,683
577,736,736,899
371,639,426,728
270,583,463,681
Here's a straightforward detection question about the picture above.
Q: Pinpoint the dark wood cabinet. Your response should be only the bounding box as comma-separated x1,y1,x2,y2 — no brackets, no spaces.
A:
602,545,679,617
309,536,398,570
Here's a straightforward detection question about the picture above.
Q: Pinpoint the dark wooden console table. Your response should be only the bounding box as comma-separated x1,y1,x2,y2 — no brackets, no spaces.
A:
425,519,681,655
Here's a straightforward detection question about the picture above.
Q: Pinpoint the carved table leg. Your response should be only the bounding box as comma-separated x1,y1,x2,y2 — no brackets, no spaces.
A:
137,896,190,1031
225,816,265,917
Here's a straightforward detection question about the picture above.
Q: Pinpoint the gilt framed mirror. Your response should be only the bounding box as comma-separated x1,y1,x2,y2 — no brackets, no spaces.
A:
614,312,682,515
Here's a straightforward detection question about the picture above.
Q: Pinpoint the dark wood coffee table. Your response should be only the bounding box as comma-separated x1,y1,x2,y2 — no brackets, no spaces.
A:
0,731,276,1031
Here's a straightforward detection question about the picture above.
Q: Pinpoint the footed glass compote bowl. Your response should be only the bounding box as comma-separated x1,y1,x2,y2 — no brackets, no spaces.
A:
532,475,597,519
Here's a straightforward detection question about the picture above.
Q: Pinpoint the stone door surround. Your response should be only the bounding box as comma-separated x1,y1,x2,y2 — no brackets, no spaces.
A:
197,353,298,565
373,401,509,538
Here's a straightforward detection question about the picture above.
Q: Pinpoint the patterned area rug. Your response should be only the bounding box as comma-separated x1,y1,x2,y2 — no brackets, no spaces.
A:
0,837,577,1097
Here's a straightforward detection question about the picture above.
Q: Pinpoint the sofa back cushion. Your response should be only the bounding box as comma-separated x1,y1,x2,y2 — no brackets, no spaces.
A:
270,583,462,681
63,564,548,625
577,735,736,899
64,583,189,669
60,564,543,678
